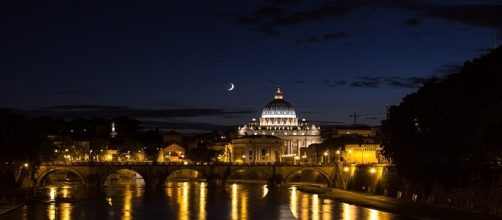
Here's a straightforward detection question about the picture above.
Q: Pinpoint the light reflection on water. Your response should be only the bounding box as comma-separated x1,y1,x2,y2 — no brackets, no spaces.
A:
7,182,406,220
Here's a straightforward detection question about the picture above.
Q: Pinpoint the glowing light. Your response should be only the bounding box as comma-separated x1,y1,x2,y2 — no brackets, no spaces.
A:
369,208,379,220
199,182,207,220
49,187,56,201
369,168,377,174
262,185,269,198
231,184,238,220
312,194,319,220
123,184,133,220
290,186,298,218
301,194,309,219
323,151,328,156
343,203,355,220
343,167,350,172
23,163,29,168
47,203,56,220
60,203,71,220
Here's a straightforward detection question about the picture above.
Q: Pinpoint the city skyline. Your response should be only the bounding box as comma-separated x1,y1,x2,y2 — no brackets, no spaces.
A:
1,0,501,130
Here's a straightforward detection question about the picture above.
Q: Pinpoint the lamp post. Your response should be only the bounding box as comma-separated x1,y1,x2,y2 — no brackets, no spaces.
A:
323,151,329,164
335,150,340,164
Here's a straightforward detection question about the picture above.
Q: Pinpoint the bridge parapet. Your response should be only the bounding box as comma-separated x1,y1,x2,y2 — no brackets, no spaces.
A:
35,163,392,190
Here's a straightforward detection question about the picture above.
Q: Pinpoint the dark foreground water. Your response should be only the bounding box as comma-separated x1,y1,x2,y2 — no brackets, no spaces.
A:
1,182,413,220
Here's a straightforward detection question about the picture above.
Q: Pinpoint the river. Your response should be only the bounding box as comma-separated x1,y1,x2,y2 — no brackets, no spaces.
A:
0,181,416,220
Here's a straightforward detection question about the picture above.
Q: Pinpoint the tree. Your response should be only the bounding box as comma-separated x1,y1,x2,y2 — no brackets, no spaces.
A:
0,109,54,190
382,47,502,189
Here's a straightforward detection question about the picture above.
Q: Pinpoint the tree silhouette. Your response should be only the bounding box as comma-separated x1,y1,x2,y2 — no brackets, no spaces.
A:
382,47,502,189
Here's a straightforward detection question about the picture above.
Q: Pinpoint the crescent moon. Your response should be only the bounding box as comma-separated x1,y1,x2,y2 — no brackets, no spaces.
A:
228,83,235,91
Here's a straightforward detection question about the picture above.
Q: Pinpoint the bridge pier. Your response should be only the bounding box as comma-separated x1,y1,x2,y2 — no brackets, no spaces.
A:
267,174,284,188
145,178,161,189
206,176,224,187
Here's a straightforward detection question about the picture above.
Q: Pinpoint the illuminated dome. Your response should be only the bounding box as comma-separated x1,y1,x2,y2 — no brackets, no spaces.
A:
261,88,296,118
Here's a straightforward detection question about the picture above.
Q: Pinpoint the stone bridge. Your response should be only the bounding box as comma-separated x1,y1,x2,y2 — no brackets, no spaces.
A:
35,162,391,190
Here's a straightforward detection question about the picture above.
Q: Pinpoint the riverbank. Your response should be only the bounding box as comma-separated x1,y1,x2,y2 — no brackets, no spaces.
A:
296,186,502,220
0,202,23,216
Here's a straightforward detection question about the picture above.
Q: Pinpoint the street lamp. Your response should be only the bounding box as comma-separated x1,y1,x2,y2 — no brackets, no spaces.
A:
323,151,329,164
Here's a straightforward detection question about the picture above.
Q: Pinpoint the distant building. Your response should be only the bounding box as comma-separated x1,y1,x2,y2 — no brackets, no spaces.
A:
157,143,186,162
343,144,382,164
238,88,322,162
226,135,282,163
333,126,378,138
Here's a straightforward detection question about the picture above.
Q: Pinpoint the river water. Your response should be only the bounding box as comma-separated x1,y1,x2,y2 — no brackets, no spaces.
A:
1,181,413,220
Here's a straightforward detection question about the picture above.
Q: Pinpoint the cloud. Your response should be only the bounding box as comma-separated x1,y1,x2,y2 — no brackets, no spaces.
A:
293,76,429,89
321,80,348,87
350,76,381,88
349,75,433,88
24,105,255,119
296,32,349,44
235,2,354,35
235,1,502,35
433,62,463,74
405,17,422,27
141,120,236,132
265,0,302,5
294,80,307,84
52,89,105,96
384,76,431,88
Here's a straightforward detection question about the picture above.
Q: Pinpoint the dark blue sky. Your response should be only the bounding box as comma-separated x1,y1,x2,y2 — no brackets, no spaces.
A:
1,0,501,131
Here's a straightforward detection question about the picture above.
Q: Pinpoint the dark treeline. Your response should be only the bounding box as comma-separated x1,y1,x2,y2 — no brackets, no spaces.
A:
382,46,502,193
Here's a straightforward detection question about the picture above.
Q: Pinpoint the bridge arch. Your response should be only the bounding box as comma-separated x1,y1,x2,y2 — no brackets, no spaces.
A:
36,168,86,188
284,167,332,187
226,167,271,183
163,167,208,183
101,168,147,187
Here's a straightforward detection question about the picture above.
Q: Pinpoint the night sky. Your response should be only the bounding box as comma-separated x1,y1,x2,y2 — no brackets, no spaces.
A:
1,0,501,132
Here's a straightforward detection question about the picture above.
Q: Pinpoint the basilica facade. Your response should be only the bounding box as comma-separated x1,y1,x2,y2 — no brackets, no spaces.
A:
237,88,322,162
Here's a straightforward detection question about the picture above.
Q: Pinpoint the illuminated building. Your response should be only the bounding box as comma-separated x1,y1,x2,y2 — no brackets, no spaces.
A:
238,88,322,162
157,143,186,162
226,135,282,163
343,144,382,164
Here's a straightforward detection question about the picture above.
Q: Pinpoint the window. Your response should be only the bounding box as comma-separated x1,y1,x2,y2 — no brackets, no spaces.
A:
261,149,266,156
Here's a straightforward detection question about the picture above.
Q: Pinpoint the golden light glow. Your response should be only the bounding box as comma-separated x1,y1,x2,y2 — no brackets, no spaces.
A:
122,184,132,220
290,186,298,219
47,203,56,220
178,182,189,220
343,166,350,172
301,194,309,220
369,208,379,220
312,194,319,220
23,163,29,168
199,182,207,220
322,199,332,219
49,187,57,201
262,184,269,198
231,183,238,220
60,203,71,220
343,203,355,220
369,167,377,174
